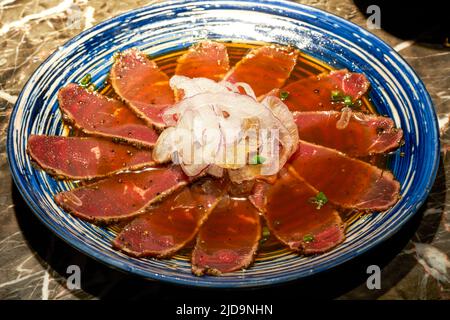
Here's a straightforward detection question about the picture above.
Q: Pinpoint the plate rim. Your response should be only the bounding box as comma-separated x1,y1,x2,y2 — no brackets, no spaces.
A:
6,0,440,288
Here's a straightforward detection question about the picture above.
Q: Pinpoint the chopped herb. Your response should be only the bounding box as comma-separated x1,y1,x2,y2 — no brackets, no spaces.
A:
280,91,290,101
331,90,342,101
79,73,92,87
262,226,270,238
332,90,362,109
251,154,266,165
303,234,315,243
309,191,328,209
260,226,271,244
343,95,353,106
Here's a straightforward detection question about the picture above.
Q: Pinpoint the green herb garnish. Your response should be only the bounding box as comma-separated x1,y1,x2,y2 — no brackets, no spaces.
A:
280,91,290,101
79,73,92,87
332,90,362,109
260,226,271,244
309,191,328,210
262,226,270,238
343,95,353,106
303,234,315,243
251,154,266,165
331,90,342,101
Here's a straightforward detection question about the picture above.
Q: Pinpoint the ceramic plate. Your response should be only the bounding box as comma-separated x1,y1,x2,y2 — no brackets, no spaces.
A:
7,0,439,288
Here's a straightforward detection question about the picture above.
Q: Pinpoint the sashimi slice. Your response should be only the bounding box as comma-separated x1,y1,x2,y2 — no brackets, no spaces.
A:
110,48,175,128
260,170,345,254
295,111,403,157
55,167,188,223
58,84,159,148
175,41,230,81
224,45,299,97
279,69,370,112
113,179,224,258
289,141,400,210
28,135,155,180
191,198,261,275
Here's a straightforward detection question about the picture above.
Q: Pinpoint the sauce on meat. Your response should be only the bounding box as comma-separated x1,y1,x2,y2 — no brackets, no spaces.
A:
81,42,393,254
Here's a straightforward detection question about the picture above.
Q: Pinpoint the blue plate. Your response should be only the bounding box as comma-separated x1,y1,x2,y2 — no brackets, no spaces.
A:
7,0,439,288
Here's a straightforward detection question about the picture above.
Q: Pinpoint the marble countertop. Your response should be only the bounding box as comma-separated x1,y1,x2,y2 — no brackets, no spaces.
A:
0,0,449,300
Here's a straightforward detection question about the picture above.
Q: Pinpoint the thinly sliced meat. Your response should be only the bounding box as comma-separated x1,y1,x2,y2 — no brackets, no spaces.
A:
27,135,155,180
175,41,230,81
248,180,270,212
294,111,403,157
192,198,261,275
110,48,175,128
224,45,299,97
328,69,370,99
259,170,345,254
113,179,224,258
279,69,370,112
289,141,400,210
58,84,159,148
55,167,188,223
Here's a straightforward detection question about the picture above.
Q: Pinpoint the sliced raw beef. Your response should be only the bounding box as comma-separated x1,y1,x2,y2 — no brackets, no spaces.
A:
224,45,299,97
55,167,188,223
294,111,403,157
289,141,400,210
279,69,370,112
175,41,230,81
192,198,261,275
257,170,345,254
58,84,159,148
113,179,224,258
28,135,155,180
110,49,175,128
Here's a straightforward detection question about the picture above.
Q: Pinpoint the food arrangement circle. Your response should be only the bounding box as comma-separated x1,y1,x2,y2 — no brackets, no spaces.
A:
7,0,439,287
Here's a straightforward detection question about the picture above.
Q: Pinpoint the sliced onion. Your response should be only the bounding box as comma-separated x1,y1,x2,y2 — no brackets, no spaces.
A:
261,96,299,149
169,75,229,98
152,127,179,163
235,82,257,99
207,164,224,178
156,77,300,178
336,106,352,130
180,162,209,177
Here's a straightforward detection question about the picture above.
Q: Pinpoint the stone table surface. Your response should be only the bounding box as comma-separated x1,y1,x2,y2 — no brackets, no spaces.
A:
0,0,449,300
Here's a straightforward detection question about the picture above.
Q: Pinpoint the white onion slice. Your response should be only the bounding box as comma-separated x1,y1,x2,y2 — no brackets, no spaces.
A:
261,96,299,150
152,127,179,163
336,107,352,130
170,75,229,99
156,76,300,178
207,164,224,178
235,82,257,99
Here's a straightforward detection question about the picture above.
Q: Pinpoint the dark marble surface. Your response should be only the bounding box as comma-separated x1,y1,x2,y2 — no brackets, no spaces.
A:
0,0,449,300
